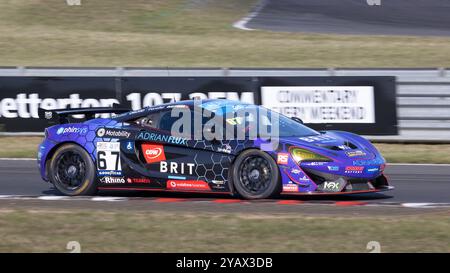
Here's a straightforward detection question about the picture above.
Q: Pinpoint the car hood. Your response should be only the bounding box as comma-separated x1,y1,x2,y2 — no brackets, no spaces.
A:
279,131,379,161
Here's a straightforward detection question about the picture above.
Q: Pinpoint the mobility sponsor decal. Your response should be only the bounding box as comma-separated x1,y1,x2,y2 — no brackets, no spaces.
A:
96,128,133,139
142,144,166,164
277,153,289,164
56,126,88,135
136,132,187,145
345,166,364,174
166,180,211,191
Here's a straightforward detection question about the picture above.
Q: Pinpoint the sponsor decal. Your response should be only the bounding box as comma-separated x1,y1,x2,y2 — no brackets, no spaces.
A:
166,180,210,191
98,170,122,176
327,166,339,171
97,128,132,139
345,150,367,158
283,184,299,192
277,153,289,164
322,181,341,192
126,178,151,184
136,132,187,145
217,144,232,154
298,135,336,143
345,166,364,174
126,141,134,151
212,180,225,185
291,168,301,174
56,126,88,135
353,158,384,166
168,175,187,180
366,167,379,173
298,175,310,181
141,144,166,164
160,161,195,175
96,128,105,137
305,161,327,166
99,176,126,184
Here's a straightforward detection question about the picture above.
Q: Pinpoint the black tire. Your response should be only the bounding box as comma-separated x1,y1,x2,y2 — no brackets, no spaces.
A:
231,149,280,199
48,143,98,196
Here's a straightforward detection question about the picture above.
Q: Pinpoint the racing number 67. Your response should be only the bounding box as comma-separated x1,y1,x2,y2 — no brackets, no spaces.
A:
97,151,120,170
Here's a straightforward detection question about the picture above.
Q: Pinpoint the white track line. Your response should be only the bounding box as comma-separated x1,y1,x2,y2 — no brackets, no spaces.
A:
0,195,449,208
233,0,269,31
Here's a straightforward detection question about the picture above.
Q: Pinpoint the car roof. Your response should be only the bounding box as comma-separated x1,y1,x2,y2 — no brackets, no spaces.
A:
114,99,251,121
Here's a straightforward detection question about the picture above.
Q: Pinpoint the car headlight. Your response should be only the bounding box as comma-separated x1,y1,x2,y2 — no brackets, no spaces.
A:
290,148,332,163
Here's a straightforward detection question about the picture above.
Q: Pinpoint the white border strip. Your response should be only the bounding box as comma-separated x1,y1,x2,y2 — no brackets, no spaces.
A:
233,0,269,30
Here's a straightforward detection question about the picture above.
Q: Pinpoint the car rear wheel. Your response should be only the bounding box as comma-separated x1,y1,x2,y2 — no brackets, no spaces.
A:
48,144,97,196
231,149,280,199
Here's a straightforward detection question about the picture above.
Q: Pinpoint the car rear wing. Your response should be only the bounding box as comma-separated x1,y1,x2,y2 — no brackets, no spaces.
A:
38,105,131,124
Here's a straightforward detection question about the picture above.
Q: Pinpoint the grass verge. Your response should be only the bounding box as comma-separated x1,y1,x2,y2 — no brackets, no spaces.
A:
1,137,450,164
0,0,450,67
0,209,448,252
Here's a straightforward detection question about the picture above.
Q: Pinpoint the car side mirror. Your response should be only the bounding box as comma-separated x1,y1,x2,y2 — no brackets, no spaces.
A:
291,117,304,124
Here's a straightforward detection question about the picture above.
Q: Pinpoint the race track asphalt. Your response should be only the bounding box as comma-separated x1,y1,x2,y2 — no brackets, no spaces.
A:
0,159,449,204
244,0,450,36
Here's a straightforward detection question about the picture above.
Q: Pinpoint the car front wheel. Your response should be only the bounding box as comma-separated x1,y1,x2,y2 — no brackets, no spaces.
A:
231,149,280,199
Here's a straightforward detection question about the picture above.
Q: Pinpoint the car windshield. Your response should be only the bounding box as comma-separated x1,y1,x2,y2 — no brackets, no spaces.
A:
200,101,319,138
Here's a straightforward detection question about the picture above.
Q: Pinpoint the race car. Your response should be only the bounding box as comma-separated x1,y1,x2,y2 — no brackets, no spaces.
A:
37,99,393,199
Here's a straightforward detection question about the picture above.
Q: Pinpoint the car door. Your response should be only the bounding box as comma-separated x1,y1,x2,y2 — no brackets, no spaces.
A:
135,108,234,193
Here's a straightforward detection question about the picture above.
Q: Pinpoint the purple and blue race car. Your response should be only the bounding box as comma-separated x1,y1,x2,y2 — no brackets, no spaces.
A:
37,99,393,199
